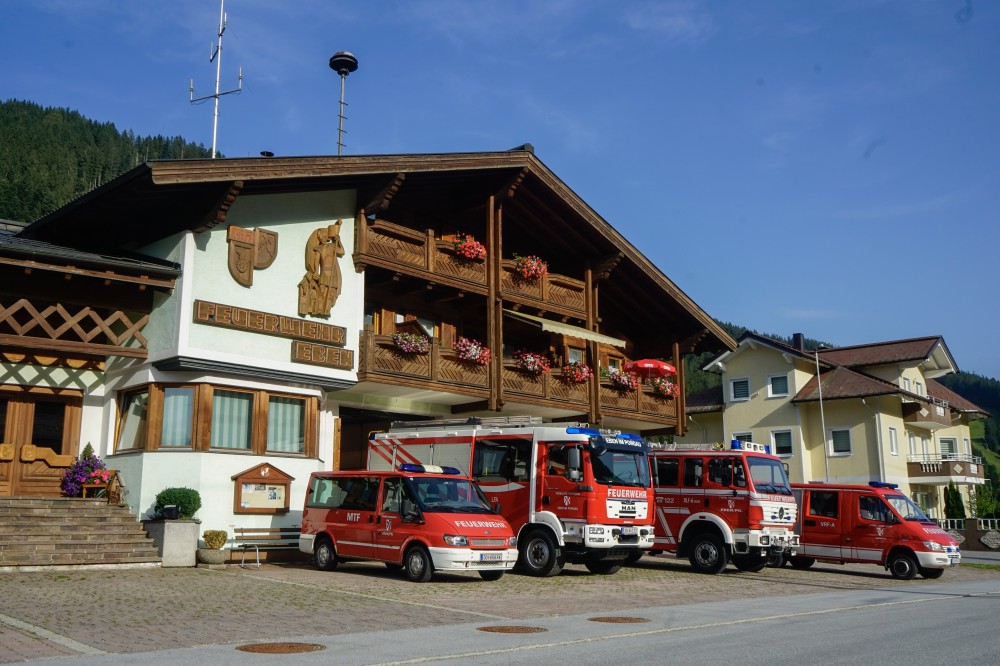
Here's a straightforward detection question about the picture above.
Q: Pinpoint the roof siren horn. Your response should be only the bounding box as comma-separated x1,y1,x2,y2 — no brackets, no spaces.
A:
329,51,359,156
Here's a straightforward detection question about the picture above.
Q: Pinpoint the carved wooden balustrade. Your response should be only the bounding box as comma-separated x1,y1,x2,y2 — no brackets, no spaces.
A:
500,363,590,408
357,220,488,292
599,381,679,426
358,332,490,398
500,260,586,319
0,298,149,358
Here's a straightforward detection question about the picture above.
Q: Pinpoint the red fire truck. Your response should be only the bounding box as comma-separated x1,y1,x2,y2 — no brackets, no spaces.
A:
642,440,799,574
369,416,656,576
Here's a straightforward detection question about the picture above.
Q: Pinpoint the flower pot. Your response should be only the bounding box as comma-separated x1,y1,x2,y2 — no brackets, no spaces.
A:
196,548,227,565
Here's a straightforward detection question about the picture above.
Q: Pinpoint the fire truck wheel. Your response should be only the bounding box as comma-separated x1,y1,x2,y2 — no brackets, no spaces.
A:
919,567,945,580
887,552,918,580
584,561,623,575
766,552,785,568
479,570,505,581
314,538,338,571
788,556,815,569
687,533,728,574
624,551,644,565
518,530,564,577
404,545,434,583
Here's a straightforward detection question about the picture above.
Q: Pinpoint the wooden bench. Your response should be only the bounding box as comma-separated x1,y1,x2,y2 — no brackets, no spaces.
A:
233,527,301,568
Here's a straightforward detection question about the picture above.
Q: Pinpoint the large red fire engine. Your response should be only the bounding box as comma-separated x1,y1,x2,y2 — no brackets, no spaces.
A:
369,416,656,576
642,440,799,574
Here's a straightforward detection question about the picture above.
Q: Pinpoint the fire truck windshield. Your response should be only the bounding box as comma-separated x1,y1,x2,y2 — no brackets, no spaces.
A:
406,477,496,514
884,494,934,523
590,449,651,488
747,457,792,495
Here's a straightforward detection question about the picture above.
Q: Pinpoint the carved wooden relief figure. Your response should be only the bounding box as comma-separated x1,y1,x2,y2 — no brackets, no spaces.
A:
298,220,345,317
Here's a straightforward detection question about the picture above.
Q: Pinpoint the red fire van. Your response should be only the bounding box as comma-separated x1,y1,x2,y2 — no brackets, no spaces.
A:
300,464,518,582
790,481,961,579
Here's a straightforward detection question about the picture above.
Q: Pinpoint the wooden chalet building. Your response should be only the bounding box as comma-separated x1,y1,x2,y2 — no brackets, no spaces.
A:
5,147,735,532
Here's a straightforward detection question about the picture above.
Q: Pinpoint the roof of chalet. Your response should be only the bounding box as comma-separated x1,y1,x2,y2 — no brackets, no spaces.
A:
815,336,956,378
927,379,990,415
19,148,736,355
0,229,180,290
684,385,724,414
792,365,905,403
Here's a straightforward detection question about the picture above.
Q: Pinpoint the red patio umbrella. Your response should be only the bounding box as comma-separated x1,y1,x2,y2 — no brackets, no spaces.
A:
623,359,677,379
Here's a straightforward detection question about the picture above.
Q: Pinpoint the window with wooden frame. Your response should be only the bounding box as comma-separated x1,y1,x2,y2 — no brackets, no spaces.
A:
0,387,83,456
114,384,317,457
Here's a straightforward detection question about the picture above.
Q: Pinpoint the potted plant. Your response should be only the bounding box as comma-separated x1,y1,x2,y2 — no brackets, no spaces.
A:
602,368,638,391
650,377,679,398
455,337,492,365
561,361,593,385
453,233,487,261
391,332,431,354
143,487,203,567
60,443,107,497
513,350,551,376
512,254,547,281
197,529,229,567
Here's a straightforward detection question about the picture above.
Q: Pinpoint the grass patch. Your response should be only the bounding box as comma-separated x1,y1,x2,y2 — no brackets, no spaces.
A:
962,563,1000,572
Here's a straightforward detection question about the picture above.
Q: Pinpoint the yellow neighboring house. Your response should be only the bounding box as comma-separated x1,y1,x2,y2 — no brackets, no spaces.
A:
676,332,989,519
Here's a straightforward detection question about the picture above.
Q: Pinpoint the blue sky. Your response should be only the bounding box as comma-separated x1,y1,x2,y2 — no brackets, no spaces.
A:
2,1,998,380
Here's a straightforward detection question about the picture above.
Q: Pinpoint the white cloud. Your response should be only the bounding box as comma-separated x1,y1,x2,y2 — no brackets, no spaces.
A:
621,1,715,43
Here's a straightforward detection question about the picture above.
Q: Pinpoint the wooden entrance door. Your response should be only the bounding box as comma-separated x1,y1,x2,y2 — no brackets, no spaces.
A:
0,392,81,497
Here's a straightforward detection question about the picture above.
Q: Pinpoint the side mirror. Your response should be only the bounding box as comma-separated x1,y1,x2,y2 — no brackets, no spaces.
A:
567,447,582,481
401,498,420,522
492,501,502,514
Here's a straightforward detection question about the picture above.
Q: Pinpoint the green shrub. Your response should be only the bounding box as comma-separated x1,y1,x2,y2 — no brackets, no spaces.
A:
154,487,202,519
202,530,228,549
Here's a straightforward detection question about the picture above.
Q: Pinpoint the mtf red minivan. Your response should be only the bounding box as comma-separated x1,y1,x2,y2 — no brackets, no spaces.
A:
300,464,518,582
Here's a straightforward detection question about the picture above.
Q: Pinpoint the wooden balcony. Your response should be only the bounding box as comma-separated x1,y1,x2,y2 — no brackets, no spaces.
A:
907,454,986,486
500,364,590,409
357,332,489,399
599,381,679,427
500,260,586,319
356,220,488,293
901,398,951,430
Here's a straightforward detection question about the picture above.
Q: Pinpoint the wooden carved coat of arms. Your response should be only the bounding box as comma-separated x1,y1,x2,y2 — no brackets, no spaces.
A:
227,226,278,287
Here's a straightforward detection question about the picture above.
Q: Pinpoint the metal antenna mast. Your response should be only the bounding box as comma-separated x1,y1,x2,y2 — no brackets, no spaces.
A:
329,51,358,155
190,0,243,158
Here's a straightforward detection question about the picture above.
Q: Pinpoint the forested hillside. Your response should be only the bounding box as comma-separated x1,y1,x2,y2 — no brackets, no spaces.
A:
0,100,214,223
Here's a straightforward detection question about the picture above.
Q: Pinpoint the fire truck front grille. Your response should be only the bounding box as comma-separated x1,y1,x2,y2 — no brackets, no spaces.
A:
470,538,507,547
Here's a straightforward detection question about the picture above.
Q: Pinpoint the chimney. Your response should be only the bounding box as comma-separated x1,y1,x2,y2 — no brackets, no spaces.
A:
792,333,805,351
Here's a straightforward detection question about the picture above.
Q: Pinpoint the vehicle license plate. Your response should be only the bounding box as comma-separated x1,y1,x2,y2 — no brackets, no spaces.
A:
949,556,960,566
479,552,503,561
621,527,638,536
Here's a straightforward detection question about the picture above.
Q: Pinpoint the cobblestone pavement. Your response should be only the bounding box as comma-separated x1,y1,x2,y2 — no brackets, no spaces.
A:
1,555,997,662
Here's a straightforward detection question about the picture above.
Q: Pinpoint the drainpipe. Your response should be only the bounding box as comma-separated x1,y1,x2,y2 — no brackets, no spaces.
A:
861,397,886,481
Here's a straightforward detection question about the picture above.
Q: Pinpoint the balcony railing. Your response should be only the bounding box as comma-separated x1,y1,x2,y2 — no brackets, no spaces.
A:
906,453,985,484
901,400,951,429
500,364,590,407
358,220,488,292
500,260,586,318
599,382,679,426
358,332,489,398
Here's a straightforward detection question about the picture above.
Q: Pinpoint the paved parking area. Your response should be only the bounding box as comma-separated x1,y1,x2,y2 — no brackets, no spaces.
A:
1,555,997,662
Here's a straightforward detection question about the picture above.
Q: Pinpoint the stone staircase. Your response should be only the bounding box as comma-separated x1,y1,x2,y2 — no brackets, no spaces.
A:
0,497,161,570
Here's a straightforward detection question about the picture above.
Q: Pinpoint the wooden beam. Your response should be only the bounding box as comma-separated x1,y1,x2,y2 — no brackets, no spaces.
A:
0,334,147,359
362,173,406,213
0,257,176,290
193,180,243,232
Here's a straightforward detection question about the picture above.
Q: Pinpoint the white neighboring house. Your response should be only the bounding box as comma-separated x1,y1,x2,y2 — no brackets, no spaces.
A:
677,332,989,518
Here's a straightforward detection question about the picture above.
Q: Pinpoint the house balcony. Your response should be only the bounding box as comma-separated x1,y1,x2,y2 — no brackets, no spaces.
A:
901,398,951,430
599,381,679,429
356,332,490,402
500,260,587,319
356,220,488,294
353,332,679,429
907,454,985,486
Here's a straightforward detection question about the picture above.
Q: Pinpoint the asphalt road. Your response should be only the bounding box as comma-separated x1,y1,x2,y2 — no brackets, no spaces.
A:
2,553,998,665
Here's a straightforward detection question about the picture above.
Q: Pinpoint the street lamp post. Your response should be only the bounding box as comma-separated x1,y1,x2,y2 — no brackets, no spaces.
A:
815,348,829,482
